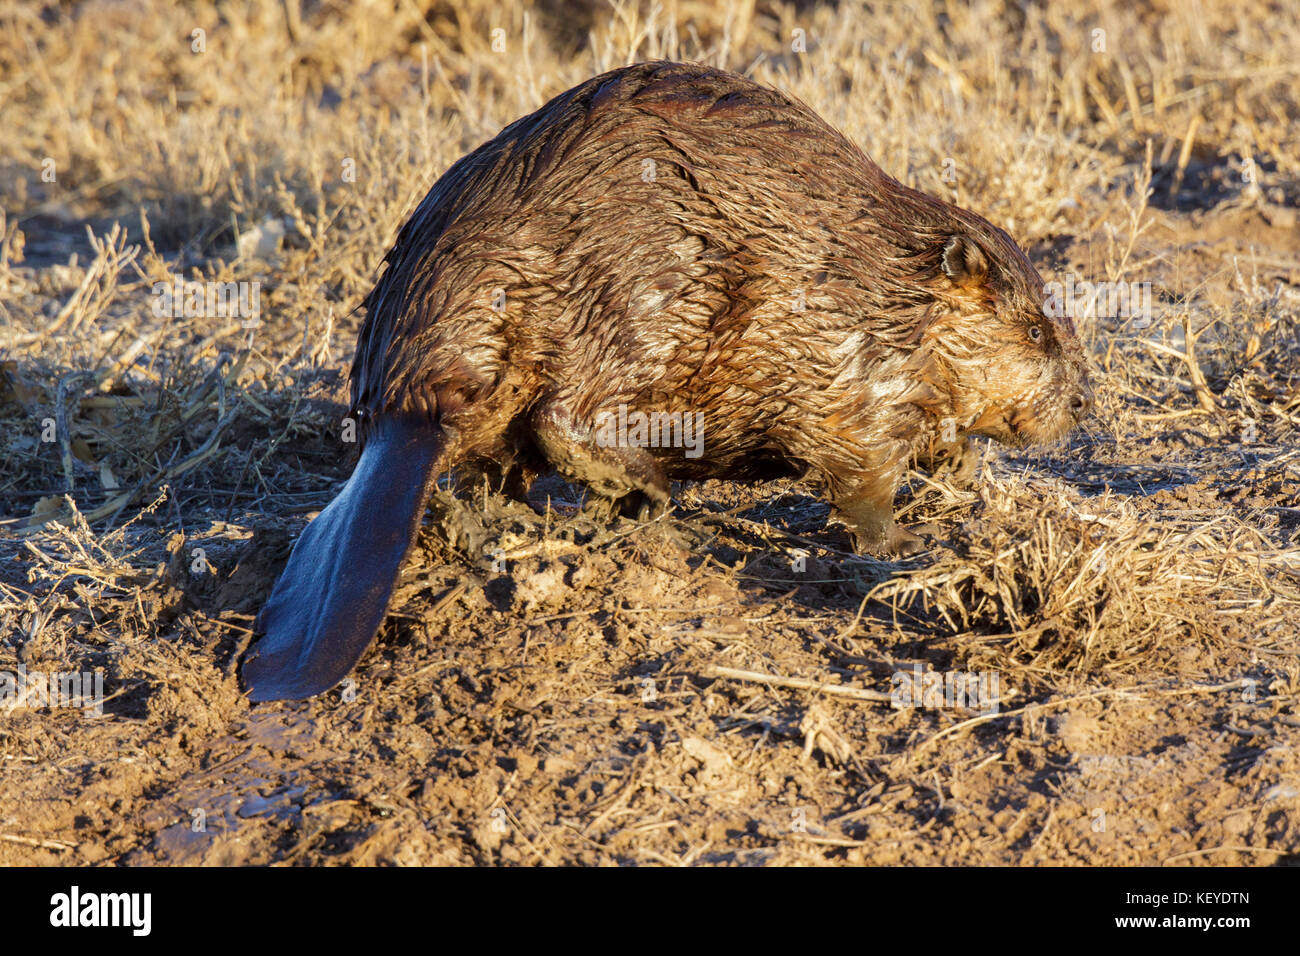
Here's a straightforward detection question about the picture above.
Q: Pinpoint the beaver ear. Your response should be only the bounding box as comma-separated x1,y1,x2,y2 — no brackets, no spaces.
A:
941,236,989,287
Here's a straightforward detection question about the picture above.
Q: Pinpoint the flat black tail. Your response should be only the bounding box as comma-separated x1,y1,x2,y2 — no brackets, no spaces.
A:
242,415,443,702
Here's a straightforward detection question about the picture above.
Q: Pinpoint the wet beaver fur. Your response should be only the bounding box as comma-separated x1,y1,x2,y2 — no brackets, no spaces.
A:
243,60,1092,701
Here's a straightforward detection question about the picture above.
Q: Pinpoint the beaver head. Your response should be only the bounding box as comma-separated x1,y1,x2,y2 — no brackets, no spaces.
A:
916,226,1092,449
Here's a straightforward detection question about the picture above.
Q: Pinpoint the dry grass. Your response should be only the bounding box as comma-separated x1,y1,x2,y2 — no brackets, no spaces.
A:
0,0,1298,866
876,471,1300,679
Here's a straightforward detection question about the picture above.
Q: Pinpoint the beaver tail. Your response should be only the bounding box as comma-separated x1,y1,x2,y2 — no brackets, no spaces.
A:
242,415,444,701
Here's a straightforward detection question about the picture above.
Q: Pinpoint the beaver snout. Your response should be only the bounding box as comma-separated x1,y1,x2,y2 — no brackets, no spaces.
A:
1070,384,1094,420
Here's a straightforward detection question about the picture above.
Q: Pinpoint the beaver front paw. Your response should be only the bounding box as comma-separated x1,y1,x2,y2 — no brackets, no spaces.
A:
917,437,980,489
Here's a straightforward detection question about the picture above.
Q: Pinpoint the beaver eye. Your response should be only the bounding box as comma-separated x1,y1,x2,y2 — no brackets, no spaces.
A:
1028,324,1043,342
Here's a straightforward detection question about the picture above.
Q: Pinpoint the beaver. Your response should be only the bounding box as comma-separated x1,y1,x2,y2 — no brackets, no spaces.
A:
242,60,1092,702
